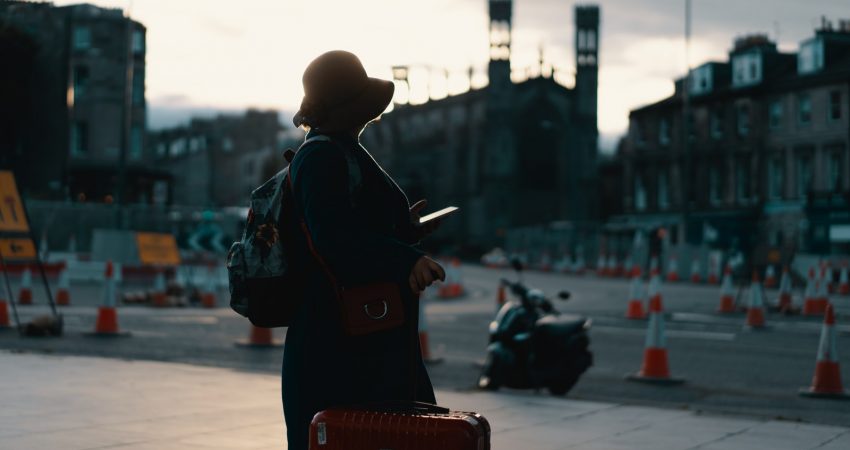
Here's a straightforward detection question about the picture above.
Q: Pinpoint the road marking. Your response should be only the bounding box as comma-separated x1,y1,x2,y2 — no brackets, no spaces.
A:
593,325,736,341
154,316,219,325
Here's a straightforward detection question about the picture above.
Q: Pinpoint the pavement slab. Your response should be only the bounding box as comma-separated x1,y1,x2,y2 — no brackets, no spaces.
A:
2,351,848,449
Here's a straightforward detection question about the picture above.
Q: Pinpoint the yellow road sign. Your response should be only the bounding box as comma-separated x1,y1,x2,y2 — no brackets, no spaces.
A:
136,232,181,266
0,171,30,233
0,238,37,261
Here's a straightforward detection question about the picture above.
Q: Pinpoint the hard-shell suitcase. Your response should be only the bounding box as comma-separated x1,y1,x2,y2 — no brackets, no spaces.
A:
309,402,490,449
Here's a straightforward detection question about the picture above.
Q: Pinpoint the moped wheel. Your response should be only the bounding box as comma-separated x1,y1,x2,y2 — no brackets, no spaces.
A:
478,353,502,391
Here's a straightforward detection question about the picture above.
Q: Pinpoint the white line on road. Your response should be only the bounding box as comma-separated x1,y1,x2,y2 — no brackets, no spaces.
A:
593,325,736,341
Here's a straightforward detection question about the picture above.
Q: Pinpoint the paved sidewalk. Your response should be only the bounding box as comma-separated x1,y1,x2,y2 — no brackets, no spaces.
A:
1,351,848,450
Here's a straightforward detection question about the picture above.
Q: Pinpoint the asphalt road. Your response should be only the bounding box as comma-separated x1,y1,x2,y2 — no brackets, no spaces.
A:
2,263,849,426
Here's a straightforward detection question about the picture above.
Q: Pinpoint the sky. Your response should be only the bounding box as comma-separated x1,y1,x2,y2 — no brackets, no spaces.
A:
53,0,850,151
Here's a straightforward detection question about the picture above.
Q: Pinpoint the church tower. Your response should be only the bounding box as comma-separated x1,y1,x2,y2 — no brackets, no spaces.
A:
570,5,600,220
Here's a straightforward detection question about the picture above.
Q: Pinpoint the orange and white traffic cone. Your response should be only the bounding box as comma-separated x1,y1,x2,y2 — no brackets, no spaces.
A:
744,271,767,329
776,266,793,312
717,264,736,314
837,262,849,295
799,304,848,399
151,267,168,307
666,255,679,282
418,296,442,364
606,254,618,277
649,254,659,273
621,255,633,279
706,255,720,285
689,258,701,283
538,251,553,272
625,266,646,320
626,292,684,385
200,264,217,308
438,258,464,299
88,261,129,337
235,325,283,348
815,267,831,315
495,284,507,313
764,265,777,288
596,254,606,276
803,267,822,316
17,266,33,305
55,265,71,306
574,253,586,275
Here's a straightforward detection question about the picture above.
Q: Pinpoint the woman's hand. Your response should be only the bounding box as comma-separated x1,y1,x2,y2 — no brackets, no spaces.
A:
408,255,446,294
408,199,443,242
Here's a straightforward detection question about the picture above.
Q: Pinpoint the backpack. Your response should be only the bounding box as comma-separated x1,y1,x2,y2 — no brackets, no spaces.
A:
226,135,363,328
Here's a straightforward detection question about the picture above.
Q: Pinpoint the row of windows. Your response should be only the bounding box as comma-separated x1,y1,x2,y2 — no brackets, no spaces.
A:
632,152,844,211
636,90,843,145
70,122,143,159
73,26,144,53
72,65,144,105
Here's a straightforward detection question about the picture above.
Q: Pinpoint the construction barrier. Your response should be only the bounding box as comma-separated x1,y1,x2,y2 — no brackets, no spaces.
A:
17,266,33,305
626,293,684,385
717,264,736,314
625,266,646,320
799,304,848,399
744,272,767,329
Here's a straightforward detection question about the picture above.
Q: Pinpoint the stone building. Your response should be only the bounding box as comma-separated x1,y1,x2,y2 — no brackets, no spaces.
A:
613,21,850,257
0,2,163,203
362,2,601,252
149,110,299,207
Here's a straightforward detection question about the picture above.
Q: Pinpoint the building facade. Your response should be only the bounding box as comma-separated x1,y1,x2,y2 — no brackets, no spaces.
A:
614,22,850,258
149,109,298,207
0,1,164,203
362,2,600,252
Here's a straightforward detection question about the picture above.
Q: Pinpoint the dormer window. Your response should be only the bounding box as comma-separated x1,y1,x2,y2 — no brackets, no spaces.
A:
798,38,824,75
689,64,714,96
732,52,762,87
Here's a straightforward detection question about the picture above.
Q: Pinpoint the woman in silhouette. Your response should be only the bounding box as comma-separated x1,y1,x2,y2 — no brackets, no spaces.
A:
284,50,445,449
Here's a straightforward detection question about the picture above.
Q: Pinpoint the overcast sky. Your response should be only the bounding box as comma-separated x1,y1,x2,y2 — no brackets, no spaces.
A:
53,0,850,150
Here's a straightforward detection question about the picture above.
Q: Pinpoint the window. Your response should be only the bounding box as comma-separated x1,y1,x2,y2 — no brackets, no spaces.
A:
657,171,669,210
132,73,144,105
70,122,88,156
710,109,723,139
659,118,670,146
798,93,811,125
130,126,142,159
73,66,89,102
732,53,762,87
222,137,234,152
634,174,647,211
709,167,721,205
798,38,824,75
827,152,843,192
737,104,750,136
132,29,144,54
829,91,842,121
73,26,91,50
796,153,812,198
768,156,783,199
736,160,749,202
769,99,783,129
690,65,713,96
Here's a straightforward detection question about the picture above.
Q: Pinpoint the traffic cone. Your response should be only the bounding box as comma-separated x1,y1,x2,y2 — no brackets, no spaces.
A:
437,258,464,299
538,251,552,272
55,265,71,306
606,254,618,277
745,271,767,329
418,296,442,364
625,266,646,320
689,258,701,283
666,255,679,282
596,254,606,276
799,304,848,399
717,264,736,314
574,253,586,275
649,254,659,273
88,261,129,337
707,255,720,284
815,267,830,314
839,263,849,295
495,284,507,313
621,255,633,279
17,266,33,305
235,325,283,348
626,293,684,384
151,267,168,307
200,265,217,308
803,267,823,316
764,265,777,288
776,266,793,312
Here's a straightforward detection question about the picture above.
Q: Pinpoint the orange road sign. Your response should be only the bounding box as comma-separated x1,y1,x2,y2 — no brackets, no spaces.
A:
0,171,30,233
136,232,181,266
0,238,37,261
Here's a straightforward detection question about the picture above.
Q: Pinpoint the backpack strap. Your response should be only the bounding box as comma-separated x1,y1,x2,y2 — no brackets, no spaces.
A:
295,135,362,207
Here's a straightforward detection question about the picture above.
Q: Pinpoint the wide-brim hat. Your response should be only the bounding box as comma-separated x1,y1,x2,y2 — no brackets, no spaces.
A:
292,50,394,132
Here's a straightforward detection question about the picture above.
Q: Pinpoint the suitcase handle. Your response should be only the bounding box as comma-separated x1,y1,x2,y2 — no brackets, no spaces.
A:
366,401,451,415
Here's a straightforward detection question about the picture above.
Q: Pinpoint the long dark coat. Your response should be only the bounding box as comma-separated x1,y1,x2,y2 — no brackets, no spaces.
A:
283,129,437,450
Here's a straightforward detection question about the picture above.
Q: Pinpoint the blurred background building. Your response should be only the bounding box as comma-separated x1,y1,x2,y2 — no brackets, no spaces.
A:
363,2,601,253
0,1,165,204
610,19,850,259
